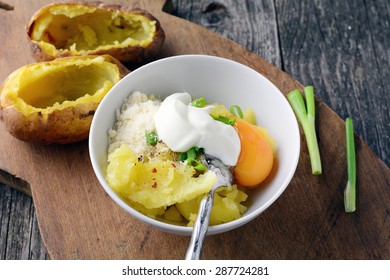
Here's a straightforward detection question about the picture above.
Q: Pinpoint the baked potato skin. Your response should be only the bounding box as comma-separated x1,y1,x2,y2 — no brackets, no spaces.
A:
27,2,165,63
0,101,96,144
0,55,129,144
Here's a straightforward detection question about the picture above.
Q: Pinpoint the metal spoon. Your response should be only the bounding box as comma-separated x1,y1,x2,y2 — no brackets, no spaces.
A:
185,154,233,260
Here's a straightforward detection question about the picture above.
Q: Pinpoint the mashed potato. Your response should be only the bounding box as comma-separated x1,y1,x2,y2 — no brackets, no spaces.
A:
106,92,247,226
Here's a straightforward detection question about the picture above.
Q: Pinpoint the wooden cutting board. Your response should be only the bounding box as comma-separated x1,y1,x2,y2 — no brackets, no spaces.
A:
1,0,389,259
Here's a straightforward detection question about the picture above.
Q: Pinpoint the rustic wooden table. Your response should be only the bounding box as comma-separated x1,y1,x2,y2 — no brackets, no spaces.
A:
0,0,389,260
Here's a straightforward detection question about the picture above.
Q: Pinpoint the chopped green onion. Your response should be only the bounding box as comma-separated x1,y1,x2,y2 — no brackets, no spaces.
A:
191,97,207,108
178,146,206,171
287,86,322,175
145,131,158,145
217,115,230,124
178,152,188,161
228,118,236,126
188,158,206,171
180,147,203,161
230,105,244,118
344,117,356,213
217,115,236,126
186,147,197,159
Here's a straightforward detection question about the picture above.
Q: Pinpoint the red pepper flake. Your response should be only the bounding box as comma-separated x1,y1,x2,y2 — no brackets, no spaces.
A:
171,163,176,168
151,168,157,173
152,182,157,188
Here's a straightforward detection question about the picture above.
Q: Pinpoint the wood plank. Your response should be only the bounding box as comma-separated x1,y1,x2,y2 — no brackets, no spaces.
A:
0,185,46,259
275,0,390,167
274,0,390,258
171,0,281,68
0,0,389,260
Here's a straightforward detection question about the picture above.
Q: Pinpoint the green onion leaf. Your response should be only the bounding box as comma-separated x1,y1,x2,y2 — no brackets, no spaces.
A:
178,152,188,161
216,115,236,126
186,147,197,159
217,115,230,124
287,86,322,175
188,158,206,171
230,105,244,118
145,131,158,145
191,97,207,108
344,117,356,213
178,147,206,171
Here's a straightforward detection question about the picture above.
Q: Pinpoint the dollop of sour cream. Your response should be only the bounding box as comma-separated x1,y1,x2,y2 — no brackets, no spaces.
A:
153,92,241,166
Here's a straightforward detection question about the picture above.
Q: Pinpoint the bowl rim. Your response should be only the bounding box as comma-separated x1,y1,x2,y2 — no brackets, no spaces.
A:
89,54,300,236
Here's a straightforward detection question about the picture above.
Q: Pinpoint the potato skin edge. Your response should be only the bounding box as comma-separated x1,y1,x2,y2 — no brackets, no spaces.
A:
0,55,130,144
26,2,166,63
1,103,96,144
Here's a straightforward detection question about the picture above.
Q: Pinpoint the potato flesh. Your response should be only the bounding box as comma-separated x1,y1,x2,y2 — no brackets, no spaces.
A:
106,144,249,226
18,63,118,109
106,144,217,210
176,185,248,226
31,5,156,53
0,56,122,118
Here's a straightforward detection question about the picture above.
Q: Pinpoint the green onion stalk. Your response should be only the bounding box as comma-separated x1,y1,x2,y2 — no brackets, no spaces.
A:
287,86,322,175
344,117,356,213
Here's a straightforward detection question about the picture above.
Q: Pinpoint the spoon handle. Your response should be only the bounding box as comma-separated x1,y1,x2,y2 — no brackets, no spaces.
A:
185,190,214,260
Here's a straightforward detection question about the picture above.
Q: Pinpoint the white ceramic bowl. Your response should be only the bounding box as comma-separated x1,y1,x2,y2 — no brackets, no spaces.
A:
89,54,300,236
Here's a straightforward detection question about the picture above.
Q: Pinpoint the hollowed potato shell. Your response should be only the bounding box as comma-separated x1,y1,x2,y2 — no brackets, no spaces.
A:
27,2,165,63
0,55,129,144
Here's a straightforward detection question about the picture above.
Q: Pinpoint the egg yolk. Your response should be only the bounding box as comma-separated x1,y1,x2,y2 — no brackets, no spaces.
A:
233,118,274,188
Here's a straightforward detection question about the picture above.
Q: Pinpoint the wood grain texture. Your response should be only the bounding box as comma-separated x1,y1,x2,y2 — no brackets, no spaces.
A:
275,0,390,167
170,0,281,67
0,185,46,259
1,0,389,260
